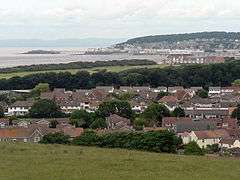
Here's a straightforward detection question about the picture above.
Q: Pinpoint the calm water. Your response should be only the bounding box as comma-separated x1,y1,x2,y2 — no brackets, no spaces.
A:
0,47,164,68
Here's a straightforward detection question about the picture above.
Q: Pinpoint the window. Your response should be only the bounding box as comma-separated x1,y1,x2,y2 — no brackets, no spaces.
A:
34,137,41,143
202,139,205,143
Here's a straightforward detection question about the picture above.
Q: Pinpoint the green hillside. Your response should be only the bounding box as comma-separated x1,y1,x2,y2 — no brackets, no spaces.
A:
0,64,166,79
0,143,239,180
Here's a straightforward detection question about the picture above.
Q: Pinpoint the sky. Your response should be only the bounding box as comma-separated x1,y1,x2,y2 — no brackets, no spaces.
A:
0,0,240,39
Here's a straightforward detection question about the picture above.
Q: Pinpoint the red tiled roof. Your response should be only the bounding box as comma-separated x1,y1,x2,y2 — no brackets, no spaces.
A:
162,117,192,125
0,128,34,138
219,138,238,145
159,95,178,103
62,127,84,138
193,129,230,139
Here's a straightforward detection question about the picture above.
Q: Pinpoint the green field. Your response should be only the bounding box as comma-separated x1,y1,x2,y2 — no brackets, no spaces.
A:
0,143,239,180
0,64,166,79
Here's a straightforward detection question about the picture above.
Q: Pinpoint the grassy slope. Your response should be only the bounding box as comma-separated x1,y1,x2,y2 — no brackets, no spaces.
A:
0,64,166,79
0,143,240,180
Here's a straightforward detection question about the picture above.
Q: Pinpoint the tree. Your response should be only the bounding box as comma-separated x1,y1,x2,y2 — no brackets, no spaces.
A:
40,132,70,144
196,89,208,98
89,118,106,129
49,119,59,128
232,104,240,124
0,106,5,118
172,107,185,117
133,118,145,131
97,100,134,119
184,141,205,156
70,110,94,128
123,73,145,86
29,99,64,118
141,103,170,127
232,79,240,87
206,144,220,154
30,83,50,97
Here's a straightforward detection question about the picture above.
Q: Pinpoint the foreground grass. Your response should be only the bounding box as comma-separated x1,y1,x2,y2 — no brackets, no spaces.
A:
0,64,166,79
0,143,239,180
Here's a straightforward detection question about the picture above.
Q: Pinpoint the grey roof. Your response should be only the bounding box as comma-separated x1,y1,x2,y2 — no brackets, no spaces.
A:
185,109,229,116
176,120,217,133
209,87,221,91
10,100,34,108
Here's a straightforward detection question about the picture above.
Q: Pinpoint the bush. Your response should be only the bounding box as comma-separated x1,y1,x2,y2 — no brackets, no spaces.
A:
72,130,100,146
29,99,64,118
205,144,220,154
184,141,205,156
40,132,70,144
73,130,182,153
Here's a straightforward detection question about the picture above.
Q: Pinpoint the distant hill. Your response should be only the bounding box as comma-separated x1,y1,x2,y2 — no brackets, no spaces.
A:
117,32,240,50
121,32,240,44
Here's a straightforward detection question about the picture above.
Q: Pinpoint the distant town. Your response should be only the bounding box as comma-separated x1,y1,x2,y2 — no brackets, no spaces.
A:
85,32,240,65
0,82,240,157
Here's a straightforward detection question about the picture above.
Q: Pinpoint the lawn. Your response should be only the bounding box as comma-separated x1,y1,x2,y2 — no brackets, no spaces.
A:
0,143,239,180
0,64,166,79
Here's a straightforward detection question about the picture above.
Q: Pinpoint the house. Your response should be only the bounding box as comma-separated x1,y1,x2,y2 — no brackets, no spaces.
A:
176,120,217,133
16,120,30,128
61,127,84,139
96,86,114,93
168,86,184,94
106,114,132,130
185,129,230,148
219,138,240,149
118,86,133,93
189,87,203,95
208,87,221,96
188,97,216,108
8,100,34,116
221,117,238,129
175,90,192,102
132,86,151,93
87,88,109,102
0,119,9,128
162,117,192,131
185,108,229,119
0,128,44,143
129,100,148,113
159,96,178,111
152,86,167,93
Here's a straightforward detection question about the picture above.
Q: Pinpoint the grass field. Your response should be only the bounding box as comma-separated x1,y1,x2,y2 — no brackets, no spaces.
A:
0,143,240,180
0,64,166,79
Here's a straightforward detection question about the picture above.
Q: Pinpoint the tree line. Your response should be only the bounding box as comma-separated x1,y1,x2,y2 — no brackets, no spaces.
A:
0,60,239,90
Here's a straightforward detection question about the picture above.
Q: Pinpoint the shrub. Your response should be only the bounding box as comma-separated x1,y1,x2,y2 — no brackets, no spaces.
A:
184,141,205,156
40,132,70,144
73,130,182,153
72,130,100,146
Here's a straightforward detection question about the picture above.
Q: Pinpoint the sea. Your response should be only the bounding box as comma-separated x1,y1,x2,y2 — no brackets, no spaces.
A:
0,47,164,68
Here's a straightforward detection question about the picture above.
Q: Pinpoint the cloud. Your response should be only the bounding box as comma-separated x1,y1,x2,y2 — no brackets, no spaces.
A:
0,0,240,39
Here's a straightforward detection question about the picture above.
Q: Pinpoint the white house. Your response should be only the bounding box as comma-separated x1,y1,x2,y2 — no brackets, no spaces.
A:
8,101,34,116
152,87,167,93
208,87,221,96
183,129,230,148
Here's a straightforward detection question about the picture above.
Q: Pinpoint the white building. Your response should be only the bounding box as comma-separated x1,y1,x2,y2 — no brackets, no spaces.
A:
8,101,34,116
208,87,221,96
182,129,230,148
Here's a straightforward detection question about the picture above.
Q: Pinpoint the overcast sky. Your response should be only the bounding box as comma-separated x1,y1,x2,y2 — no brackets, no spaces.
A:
1,0,240,39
